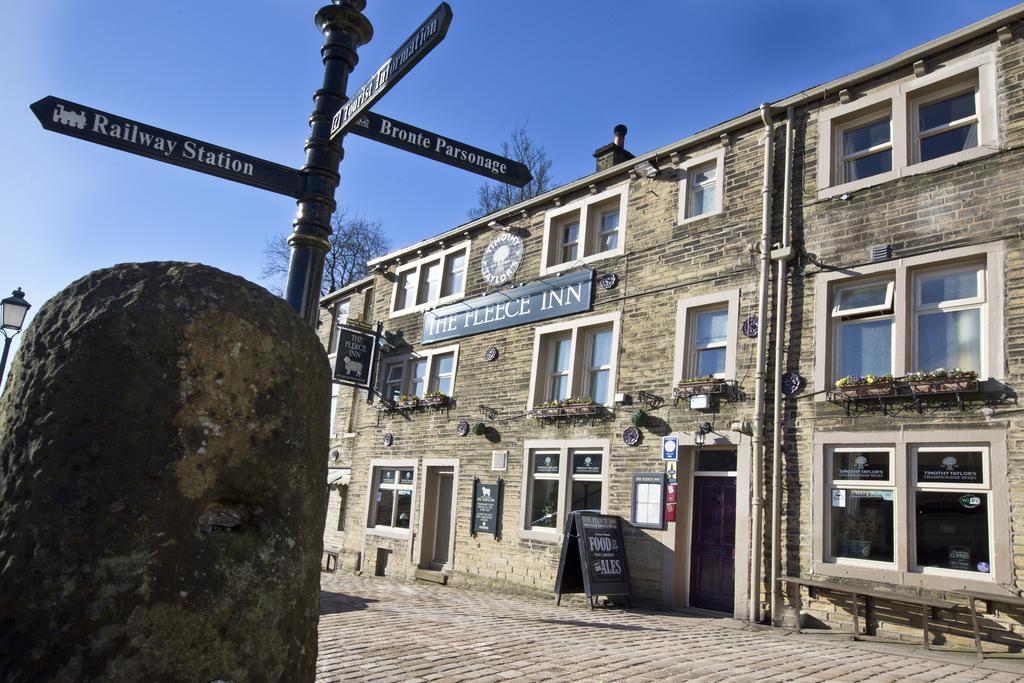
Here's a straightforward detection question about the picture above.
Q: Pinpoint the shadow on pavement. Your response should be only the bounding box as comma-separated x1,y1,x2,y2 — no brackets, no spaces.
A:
319,591,379,615
534,618,671,633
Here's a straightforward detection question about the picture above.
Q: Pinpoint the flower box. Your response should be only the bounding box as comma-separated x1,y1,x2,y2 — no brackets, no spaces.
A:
836,383,896,399
673,379,726,398
908,379,978,395
396,398,420,409
532,406,565,418
375,400,396,412
420,395,450,408
563,402,599,416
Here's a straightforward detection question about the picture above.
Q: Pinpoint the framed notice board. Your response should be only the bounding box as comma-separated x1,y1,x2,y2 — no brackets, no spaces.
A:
553,511,631,609
470,478,502,538
631,472,665,529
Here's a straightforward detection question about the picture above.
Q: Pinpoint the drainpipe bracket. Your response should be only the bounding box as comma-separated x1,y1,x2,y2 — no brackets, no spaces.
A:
770,245,795,262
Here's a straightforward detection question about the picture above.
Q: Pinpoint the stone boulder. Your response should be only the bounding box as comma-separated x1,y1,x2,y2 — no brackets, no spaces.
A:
0,262,330,681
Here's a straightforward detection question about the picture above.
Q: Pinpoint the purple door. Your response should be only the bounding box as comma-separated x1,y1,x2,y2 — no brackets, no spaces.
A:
689,476,736,614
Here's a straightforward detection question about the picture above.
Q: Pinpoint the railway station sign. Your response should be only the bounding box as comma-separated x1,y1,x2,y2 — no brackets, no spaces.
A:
348,111,532,186
422,270,593,344
331,3,452,137
30,96,304,198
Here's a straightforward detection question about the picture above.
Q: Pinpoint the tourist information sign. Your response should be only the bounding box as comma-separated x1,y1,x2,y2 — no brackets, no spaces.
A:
348,111,532,187
30,96,304,198
331,2,452,137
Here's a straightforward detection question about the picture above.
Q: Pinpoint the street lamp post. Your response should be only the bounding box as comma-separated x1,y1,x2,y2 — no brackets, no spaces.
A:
0,288,31,383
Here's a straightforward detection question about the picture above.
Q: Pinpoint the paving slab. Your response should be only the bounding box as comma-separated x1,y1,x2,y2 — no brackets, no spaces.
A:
317,573,1024,682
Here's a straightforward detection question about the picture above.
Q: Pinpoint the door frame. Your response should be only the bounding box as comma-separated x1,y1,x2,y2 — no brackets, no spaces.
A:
415,458,460,571
660,431,752,619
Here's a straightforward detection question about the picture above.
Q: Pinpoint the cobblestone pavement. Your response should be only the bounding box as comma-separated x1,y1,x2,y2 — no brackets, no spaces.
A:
317,573,1024,682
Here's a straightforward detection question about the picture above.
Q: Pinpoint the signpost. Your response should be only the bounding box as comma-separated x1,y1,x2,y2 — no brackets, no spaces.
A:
331,3,453,138
348,111,532,186
30,96,304,198
470,478,502,538
553,511,631,609
31,3,519,330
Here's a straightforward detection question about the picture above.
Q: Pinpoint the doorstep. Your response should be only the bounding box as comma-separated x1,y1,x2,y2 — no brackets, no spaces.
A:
414,568,448,585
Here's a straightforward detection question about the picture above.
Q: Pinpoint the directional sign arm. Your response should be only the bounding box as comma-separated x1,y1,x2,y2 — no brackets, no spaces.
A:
31,96,304,198
331,3,452,138
347,111,532,187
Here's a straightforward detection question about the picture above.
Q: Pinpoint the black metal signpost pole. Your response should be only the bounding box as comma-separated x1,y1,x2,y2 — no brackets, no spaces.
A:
285,0,373,325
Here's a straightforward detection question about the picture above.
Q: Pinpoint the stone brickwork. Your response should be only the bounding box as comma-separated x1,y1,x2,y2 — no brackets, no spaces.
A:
317,11,1024,652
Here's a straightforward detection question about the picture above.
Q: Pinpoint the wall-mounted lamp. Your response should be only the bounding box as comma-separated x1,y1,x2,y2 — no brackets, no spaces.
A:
693,421,713,452
689,393,711,411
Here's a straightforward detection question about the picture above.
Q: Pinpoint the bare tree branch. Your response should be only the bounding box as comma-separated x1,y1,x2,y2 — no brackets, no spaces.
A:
261,210,390,297
468,125,554,219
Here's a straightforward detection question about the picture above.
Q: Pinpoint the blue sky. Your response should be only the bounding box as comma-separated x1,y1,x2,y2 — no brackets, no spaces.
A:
0,0,1018,381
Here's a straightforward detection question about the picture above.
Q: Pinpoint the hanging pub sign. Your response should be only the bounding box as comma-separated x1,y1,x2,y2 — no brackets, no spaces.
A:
470,478,502,538
554,511,631,609
422,269,593,344
332,324,379,389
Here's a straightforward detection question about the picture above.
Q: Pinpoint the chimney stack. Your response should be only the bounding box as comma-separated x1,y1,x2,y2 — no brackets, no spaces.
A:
593,124,634,172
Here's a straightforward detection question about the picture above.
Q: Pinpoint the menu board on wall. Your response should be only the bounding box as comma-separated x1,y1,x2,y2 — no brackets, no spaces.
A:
470,478,502,538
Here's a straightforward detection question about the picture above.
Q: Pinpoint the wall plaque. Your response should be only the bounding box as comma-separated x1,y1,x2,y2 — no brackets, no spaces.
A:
422,270,593,344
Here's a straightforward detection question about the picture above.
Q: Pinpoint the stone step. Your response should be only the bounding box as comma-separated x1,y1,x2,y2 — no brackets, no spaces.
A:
414,568,448,585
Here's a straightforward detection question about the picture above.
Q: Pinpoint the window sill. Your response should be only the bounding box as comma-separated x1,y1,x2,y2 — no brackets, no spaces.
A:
518,528,561,544
365,527,411,541
539,247,622,278
811,559,999,593
678,209,723,226
389,291,467,320
816,146,999,201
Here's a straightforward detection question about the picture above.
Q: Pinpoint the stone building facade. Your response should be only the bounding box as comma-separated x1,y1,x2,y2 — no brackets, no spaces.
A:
320,5,1024,650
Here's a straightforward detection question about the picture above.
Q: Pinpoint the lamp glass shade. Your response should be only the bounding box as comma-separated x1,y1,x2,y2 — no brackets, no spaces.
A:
694,431,705,447
1,289,30,332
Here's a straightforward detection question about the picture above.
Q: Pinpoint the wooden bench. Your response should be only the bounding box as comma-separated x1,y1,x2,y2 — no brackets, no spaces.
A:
779,576,957,650
322,547,340,572
954,590,1024,660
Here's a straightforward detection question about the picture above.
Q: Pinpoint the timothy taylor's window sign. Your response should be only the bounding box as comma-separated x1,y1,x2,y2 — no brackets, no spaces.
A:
421,270,593,344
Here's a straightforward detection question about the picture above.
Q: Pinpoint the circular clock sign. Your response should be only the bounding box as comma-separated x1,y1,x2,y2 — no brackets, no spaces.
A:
480,232,524,286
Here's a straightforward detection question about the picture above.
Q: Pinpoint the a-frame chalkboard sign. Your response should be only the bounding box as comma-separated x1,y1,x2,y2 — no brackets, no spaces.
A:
553,511,631,609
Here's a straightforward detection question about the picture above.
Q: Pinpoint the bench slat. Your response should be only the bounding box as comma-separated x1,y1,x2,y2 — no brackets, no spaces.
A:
779,576,956,609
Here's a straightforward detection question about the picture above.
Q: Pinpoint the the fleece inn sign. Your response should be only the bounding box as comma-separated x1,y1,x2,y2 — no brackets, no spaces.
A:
30,97,304,197
422,270,593,344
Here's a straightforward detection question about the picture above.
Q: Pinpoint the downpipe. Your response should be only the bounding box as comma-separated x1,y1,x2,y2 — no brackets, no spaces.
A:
749,103,774,624
769,105,795,626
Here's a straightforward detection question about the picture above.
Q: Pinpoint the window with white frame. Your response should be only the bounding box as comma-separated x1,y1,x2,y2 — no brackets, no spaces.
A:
379,346,459,400
677,149,725,224
837,110,893,183
328,298,351,355
818,248,998,388
913,82,979,164
529,314,619,407
329,382,340,438
831,277,895,379
818,439,998,580
674,290,739,383
690,305,729,378
522,441,608,536
827,447,896,564
912,445,991,574
369,467,414,530
913,263,984,372
541,185,627,274
817,51,997,199
390,242,470,315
